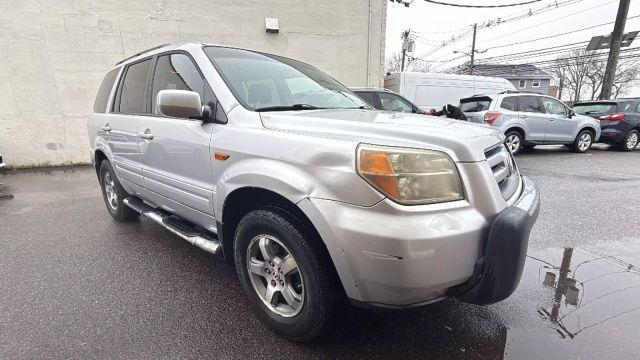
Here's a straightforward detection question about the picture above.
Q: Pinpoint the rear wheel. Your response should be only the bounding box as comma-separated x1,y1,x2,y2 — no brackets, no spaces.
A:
619,130,639,151
570,130,593,153
99,160,139,222
234,206,338,342
505,131,523,155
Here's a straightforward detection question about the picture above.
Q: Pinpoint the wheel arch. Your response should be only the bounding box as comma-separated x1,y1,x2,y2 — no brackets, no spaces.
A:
505,126,526,140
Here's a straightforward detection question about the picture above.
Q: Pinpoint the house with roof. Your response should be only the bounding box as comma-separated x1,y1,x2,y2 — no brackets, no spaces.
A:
473,64,553,95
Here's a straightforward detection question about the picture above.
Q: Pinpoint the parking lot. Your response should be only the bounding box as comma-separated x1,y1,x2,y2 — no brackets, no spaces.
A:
1,144,640,359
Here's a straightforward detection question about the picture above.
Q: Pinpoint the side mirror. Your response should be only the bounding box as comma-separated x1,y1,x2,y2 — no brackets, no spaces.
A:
157,89,203,119
568,109,576,118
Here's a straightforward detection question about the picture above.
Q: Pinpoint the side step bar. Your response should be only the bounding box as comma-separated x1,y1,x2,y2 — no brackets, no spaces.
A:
123,197,222,255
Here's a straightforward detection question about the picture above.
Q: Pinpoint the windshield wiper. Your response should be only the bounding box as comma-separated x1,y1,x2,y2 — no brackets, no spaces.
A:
255,104,324,112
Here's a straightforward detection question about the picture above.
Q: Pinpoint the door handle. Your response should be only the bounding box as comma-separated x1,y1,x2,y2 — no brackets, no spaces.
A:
101,124,111,132
138,129,154,140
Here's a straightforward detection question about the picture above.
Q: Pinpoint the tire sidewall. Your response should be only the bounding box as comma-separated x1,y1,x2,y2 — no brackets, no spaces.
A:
574,130,593,153
505,131,523,155
99,160,137,221
234,209,328,341
623,130,639,151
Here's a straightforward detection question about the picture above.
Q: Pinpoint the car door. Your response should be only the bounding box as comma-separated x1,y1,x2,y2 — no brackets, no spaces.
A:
106,58,153,190
540,96,575,143
138,52,219,229
517,95,547,142
378,91,417,113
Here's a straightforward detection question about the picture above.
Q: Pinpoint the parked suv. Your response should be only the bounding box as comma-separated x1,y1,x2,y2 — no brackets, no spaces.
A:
460,92,601,154
88,43,540,341
351,87,426,114
573,98,640,151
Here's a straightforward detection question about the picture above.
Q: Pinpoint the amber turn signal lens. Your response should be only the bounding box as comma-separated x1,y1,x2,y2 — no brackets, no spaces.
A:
214,152,230,161
358,150,401,199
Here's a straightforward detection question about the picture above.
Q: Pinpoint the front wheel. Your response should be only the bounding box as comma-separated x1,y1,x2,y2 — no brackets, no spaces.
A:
570,130,594,153
234,206,338,341
505,131,523,155
619,130,639,151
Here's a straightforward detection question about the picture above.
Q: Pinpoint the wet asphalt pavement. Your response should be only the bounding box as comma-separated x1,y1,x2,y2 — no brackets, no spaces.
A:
1,144,640,359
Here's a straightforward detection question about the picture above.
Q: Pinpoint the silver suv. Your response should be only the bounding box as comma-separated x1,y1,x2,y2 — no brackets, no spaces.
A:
88,43,540,341
460,92,601,154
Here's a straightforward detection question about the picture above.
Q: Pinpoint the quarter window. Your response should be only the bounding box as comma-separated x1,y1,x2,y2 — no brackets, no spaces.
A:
93,68,119,113
517,96,544,113
500,96,518,111
152,53,207,114
116,59,152,114
518,79,526,88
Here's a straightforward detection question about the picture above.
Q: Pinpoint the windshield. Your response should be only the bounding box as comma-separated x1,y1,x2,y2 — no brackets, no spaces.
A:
573,103,617,115
203,46,369,111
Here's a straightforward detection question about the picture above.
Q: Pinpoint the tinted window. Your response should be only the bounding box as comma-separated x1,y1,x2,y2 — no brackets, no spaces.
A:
152,53,207,114
618,101,634,112
518,96,544,113
500,96,517,111
354,91,381,109
460,97,492,112
573,103,617,115
379,92,413,113
540,97,566,115
94,69,119,113
203,46,368,111
117,59,152,114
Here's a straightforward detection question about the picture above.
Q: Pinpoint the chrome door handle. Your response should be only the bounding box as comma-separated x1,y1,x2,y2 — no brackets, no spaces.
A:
138,129,154,140
101,124,111,132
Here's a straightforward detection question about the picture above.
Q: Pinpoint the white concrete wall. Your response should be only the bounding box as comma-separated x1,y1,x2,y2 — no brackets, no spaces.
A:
0,0,386,167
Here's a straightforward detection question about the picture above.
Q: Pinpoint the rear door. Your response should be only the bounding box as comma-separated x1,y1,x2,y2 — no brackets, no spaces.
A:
540,96,575,143
138,52,218,225
517,95,547,142
107,58,153,189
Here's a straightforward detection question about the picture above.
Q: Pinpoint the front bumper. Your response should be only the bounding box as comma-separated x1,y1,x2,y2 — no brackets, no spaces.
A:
452,176,540,305
300,175,540,308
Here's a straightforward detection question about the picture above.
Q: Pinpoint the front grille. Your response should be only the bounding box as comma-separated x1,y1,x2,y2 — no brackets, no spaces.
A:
484,143,519,200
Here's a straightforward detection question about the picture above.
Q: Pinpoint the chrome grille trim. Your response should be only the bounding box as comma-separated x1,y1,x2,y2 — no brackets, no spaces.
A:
485,143,520,200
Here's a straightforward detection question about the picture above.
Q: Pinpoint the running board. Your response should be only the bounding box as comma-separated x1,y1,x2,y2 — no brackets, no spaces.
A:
123,197,221,255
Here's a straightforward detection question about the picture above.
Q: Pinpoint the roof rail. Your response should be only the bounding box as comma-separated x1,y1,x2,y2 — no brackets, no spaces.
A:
115,43,171,66
499,90,520,94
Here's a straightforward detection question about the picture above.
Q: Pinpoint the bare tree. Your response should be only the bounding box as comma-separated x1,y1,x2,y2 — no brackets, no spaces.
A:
611,58,640,98
385,52,431,75
559,49,598,102
547,64,567,100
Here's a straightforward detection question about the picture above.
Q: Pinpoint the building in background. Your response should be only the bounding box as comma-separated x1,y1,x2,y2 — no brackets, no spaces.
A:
0,0,386,167
473,64,552,96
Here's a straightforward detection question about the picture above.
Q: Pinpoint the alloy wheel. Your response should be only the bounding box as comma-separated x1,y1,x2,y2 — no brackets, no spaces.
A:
103,171,118,211
578,133,592,152
506,134,521,154
246,234,304,317
626,132,639,150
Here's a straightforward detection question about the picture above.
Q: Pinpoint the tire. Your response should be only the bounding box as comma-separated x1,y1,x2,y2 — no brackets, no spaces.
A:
619,130,639,152
234,205,338,342
505,131,523,155
98,160,140,222
570,129,594,153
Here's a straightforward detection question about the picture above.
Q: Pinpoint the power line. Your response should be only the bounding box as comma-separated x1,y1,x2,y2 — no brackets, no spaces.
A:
424,0,541,8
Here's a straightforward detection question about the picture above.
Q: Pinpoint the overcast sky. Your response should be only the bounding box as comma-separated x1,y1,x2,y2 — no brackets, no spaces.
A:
386,0,640,96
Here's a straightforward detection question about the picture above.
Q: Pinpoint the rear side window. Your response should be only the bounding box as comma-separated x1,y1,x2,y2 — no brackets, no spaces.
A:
93,69,119,113
500,96,517,111
517,96,544,113
618,101,634,112
115,59,152,114
354,91,381,109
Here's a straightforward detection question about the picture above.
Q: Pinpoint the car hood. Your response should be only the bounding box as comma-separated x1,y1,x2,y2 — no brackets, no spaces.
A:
259,109,504,162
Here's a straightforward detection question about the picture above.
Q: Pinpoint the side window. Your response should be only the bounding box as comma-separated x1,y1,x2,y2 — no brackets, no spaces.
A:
635,102,640,113
93,68,119,113
152,53,209,114
518,96,544,113
355,92,382,109
116,59,152,114
379,92,413,113
540,97,567,116
500,96,517,111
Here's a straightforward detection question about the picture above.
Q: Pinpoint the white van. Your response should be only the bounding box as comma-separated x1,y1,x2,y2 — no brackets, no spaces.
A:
384,72,517,112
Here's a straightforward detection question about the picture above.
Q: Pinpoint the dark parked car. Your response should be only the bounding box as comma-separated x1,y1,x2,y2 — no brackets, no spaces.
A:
573,99,640,151
351,87,426,114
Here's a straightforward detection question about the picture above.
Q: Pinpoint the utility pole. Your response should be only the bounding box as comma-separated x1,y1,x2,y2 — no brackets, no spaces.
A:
599,0,631,99
469,23,477,75
401,29,411,72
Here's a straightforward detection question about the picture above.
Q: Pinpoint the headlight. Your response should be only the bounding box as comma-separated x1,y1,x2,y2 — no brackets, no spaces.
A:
356,144,464,205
